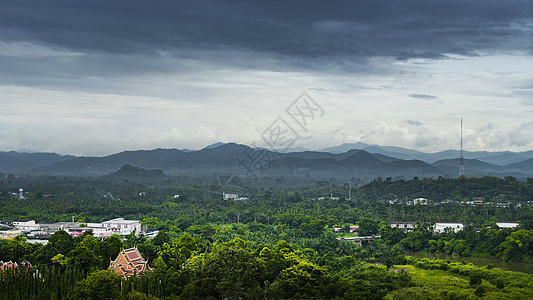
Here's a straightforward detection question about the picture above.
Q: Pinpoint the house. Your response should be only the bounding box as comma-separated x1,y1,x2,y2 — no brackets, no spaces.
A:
388,198,401,204
223,193,239,200
0,230,24,239
434,223,464,233
413,198,428,205
222,193,249,202
390,222,416,230
102,218,141,236
0,261,32,271
349,226,359,233
318,194,340,200
144,230,160,239
109,248,151,277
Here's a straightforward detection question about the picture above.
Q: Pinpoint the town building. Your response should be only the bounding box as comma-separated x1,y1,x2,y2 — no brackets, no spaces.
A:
0,230,24,239
102,218,141,236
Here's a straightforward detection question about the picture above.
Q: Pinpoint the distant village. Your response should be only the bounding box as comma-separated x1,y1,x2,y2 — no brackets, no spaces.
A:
0,217,158,244
386,196,533,208
0,190,525,245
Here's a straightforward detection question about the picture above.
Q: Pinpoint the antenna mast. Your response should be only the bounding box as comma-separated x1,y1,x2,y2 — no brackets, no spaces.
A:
459,118,465,177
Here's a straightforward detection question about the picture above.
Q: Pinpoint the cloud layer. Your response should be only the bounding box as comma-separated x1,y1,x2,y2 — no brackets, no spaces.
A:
0,0,532,155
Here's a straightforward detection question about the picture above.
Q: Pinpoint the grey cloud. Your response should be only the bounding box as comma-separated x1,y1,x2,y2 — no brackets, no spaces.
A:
404,119,422,126
0,0,530,69
409,94,445,105
409,94,437,100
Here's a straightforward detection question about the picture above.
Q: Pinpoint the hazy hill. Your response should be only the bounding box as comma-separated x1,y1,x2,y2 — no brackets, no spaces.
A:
104,164,166,179
0,152,34,173
0,151,74,173
320,142,371,153
1,142,532,179
431,158,505,177
321,143,533,166
504,158,533,172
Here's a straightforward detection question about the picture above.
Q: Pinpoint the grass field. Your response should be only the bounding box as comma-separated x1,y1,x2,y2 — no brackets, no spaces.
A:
385,264,533,299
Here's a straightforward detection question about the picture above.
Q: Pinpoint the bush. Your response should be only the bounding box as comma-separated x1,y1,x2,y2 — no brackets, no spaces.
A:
469,272,482,287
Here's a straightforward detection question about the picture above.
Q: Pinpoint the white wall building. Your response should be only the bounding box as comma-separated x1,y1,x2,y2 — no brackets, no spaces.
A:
496,222,519,229
12,220,40,230
390,222,416,230
223,193,248,201
434,223,464,233
102,218,141,235
413,198,428,205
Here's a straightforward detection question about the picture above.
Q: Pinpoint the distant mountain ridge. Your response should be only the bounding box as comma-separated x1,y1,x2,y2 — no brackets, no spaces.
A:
0,151,75,173
1,143,532,180
319,143,533,165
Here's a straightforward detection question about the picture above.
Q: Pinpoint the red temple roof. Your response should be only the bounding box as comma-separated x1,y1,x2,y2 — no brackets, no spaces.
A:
109,248,151,277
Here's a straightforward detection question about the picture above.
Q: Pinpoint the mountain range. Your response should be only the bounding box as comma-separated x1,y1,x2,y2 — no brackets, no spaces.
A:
1,143,532,180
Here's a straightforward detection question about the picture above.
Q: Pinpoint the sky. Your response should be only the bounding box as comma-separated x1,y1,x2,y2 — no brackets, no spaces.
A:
0,0,532,156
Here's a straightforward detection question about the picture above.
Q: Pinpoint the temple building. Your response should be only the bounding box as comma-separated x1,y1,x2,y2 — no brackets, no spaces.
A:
109,248,151,277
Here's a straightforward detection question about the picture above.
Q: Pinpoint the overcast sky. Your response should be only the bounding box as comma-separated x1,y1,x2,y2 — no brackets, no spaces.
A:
0,0,532,156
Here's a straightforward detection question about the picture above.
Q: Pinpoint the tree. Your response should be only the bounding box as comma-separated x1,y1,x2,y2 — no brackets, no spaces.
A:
71,270,122,300
299,218,326,238
67,244,101,273
359,218,379,236
48,230,75,255
151,231,170,247
175,232,199,261
100,236,123,265
2,235,33,262
183,240,264,299
402,231,426,251
498,229,533,261
269,261,330,299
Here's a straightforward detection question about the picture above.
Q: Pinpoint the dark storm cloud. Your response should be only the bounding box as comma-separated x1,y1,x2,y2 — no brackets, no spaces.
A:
1,0,531,65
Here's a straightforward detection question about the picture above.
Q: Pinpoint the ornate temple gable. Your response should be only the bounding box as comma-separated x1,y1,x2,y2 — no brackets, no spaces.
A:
109,247,151,277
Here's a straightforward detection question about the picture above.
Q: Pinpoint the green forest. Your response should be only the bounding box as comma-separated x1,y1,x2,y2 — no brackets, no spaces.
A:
1,175,533,299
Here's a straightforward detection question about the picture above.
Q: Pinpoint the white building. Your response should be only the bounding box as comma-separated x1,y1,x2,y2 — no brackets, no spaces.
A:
390,222,416,230
12,220,39,230
496,222,519,229
434,223,464,233
223,193,239,200
102,218,141,236
413,198,428,205
223,193,248,202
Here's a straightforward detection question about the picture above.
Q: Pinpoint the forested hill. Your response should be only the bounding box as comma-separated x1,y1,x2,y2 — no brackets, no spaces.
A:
1,143,533,179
